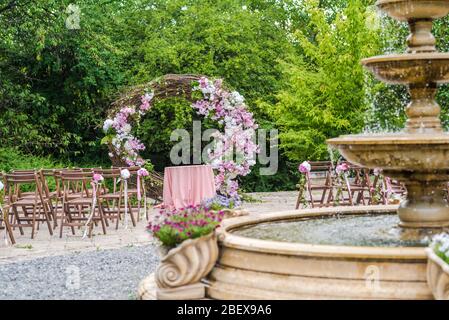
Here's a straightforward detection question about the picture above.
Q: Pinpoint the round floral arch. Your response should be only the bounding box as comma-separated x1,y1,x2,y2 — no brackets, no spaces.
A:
102,74,259,197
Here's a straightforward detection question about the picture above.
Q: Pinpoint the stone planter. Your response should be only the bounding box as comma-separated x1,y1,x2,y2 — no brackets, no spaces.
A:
426,248,449,300
142,232,218,300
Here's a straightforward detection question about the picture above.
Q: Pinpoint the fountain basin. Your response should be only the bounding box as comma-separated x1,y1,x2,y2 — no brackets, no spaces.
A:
205,206,433,299
362,53,449,84
377,0,449,21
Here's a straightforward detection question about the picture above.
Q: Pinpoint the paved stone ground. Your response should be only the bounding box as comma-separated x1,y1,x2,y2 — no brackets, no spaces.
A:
0,191,298,300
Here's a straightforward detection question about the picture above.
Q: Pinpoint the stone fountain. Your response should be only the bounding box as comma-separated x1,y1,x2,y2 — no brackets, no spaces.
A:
328,0,449,228
200,0,449,300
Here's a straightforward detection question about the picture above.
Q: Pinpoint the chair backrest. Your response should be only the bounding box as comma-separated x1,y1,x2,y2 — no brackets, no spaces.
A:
4,172,45,204
308,161,332,172
96,168,122,195
60,170,93,199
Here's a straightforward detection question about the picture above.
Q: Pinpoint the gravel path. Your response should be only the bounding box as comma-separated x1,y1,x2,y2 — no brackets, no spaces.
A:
0,244,159,300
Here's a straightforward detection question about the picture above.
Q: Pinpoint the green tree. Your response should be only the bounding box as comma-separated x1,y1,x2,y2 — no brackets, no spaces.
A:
0,0,130,160
269,0,381,162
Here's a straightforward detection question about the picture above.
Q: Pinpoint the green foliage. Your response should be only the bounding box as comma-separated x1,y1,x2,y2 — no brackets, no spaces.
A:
0,147,66,173
127,0,298,108
0,0,128,160
269,0,382,162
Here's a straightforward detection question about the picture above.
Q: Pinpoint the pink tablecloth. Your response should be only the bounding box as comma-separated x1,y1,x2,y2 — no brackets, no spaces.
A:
163,165,216,209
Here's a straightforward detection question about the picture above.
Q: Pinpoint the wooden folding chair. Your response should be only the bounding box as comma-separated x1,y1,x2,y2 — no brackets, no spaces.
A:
4,172,54,239
59,170,107,238
94,168,135,229
296,161,333,209
0,173,15,244
112,166,153,221
345,164,371,205
322,161,361,207
384,177,407,203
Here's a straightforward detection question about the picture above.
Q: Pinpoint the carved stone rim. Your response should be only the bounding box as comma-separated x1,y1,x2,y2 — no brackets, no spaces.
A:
216,206,427,260
160,232,216,262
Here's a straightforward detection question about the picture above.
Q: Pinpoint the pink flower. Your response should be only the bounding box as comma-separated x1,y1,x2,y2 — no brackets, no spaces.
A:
373,168,382,176
298,161,311,174
92,174,104,184
336,163,350,174
137,168,149,177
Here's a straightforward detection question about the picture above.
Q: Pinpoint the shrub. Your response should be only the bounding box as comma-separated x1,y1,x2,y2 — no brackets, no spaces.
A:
147,205,224,248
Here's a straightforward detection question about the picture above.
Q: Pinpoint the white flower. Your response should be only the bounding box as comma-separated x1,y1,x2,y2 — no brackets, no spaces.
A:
229,91,245,106
144,92,154,101
120,169,131,180
0,181,3,191
222,98,233,110
247,159,256,166
111,137,121,149
224,115,233,125
103,119,114,133
121,123,131,134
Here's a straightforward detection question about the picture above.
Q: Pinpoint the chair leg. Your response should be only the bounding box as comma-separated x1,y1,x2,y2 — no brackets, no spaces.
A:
295,192,301,210
97,203,107,235
52,199,59,229
13,206,24,235
128,202,136,227
42,204,53,236
115,198,122,230
2,209,15,245
31,206,37,239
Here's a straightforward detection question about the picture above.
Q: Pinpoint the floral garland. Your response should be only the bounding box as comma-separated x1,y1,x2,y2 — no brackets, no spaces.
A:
297,161,311,208
102,77,259,197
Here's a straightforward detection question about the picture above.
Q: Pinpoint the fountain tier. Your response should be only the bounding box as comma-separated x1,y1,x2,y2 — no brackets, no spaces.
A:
362,53,449,84
362,53,449,133
377,0,449,53
328,133,449,228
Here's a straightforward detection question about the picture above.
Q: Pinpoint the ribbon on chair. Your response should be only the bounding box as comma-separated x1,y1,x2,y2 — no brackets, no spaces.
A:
121,169,131,229
137,174,142,219
137,168,149,220
83,174,103,239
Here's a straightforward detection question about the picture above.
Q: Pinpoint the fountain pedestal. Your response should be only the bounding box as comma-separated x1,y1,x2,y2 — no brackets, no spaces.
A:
386,170,449,227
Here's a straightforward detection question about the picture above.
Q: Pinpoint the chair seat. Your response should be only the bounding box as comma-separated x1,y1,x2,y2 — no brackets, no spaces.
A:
66,197,93,205
100,193,121,199
12,198,45,206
